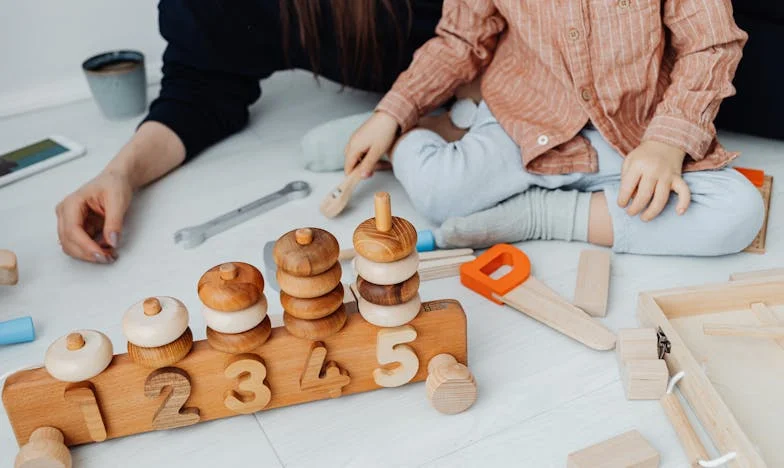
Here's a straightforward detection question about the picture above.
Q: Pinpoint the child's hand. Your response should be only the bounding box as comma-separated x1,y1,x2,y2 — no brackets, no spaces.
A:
617,140,690,222
344,111,400,178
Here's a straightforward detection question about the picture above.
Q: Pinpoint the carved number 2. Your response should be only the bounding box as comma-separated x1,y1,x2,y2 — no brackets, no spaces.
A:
373,325,419,387
144,367,201,430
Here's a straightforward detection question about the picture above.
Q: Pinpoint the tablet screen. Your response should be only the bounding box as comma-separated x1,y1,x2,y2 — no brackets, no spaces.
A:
1,139,70,176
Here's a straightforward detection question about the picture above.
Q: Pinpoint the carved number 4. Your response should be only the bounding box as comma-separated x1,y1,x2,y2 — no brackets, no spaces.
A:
144,367,201,430
373,325,419,387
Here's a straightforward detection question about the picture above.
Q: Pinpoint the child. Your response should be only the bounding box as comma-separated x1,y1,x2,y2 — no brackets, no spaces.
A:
343,0,765,256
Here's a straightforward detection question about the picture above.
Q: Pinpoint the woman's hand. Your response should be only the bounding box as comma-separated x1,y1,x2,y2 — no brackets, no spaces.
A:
617,140,691,222
56,170,133,263
344,111,400,178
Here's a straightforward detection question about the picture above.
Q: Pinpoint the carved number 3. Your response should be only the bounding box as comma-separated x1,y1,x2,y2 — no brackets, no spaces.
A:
144,367,201,430
374,325,419,387
224,354,272,414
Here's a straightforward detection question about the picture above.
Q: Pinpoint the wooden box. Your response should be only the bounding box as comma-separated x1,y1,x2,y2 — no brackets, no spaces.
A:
637,275,784,467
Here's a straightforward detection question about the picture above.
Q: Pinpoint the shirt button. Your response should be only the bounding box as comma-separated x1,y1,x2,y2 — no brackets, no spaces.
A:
618,0,630,8
568,29,580,41
581,89,592,102
537,135,549,146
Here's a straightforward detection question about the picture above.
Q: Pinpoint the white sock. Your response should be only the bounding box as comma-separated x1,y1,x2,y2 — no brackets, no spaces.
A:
433,187,592,249
301,111,374,172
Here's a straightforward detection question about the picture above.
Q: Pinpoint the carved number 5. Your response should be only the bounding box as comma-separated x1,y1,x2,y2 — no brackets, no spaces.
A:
144,367,201,430
224,353,272,414
373,325,419,387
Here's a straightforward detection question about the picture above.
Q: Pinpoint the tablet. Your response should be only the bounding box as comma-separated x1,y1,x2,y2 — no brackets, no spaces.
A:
0,135,86,188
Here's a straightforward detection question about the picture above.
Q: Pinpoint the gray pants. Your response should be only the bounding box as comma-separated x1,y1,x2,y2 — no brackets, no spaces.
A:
392,101,766,256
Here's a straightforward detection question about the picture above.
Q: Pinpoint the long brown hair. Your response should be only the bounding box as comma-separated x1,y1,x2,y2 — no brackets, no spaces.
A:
280,0,413,91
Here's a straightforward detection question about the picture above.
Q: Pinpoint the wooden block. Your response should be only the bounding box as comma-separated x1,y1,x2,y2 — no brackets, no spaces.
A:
729,268,784,281
573,250,611,317
567,429,659,468
14,427,72,468
619,359,668,400
3,299,467,447
616,328,659,362
0,249,18,285
425,354,477,415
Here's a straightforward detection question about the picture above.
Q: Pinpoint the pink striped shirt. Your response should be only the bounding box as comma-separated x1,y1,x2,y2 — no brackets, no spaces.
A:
377,0,748,174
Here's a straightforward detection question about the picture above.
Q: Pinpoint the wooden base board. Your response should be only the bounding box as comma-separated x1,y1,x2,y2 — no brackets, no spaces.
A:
3,299,467,448
743,175,772,254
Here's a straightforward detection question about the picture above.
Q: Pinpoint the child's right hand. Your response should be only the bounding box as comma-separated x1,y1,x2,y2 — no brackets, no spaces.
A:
344,111,400,178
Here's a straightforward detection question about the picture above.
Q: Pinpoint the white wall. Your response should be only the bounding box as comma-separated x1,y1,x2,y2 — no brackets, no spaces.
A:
0,0,166,118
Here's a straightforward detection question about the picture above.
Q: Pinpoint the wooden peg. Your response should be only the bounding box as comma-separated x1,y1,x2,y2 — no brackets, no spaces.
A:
295,228,313,245
374,192,392,232
219,263,239,280
64,382,107,442
425,354,477,414
0,249,18,285
300,342,350,398
143,297,162,316
65,333,85,351
573,249,611,317
567,429,659,468
14,427,72,468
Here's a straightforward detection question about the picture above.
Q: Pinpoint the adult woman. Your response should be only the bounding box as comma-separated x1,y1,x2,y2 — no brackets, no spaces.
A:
55,0,443,264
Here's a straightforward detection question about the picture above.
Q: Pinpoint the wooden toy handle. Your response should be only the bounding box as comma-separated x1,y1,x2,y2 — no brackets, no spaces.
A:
660,392,710,466
460,244,532,305
374,192,392,232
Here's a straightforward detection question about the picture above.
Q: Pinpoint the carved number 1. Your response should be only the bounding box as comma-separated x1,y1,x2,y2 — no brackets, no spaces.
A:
373,325,419,387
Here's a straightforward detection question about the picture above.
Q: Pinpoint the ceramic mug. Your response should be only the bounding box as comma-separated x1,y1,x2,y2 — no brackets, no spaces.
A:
82,50,147,120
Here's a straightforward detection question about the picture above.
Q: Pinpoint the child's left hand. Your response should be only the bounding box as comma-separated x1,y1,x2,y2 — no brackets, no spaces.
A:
617,140,691,222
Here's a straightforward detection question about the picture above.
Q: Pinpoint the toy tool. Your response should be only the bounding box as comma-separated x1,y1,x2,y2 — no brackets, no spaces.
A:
460,244,616,351
320,168,362,218
174,181,311,248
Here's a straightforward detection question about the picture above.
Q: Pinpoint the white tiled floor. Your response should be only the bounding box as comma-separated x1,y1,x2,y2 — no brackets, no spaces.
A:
0,70,781,467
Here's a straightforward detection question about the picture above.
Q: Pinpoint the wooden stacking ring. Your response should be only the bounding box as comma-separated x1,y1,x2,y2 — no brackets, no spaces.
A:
206,315,272,354
353,251,418,286
123,296,189,348
356,273,419,306
283,304,347,340
357,293,421,327
273,227,340,276
202,294,268,334
197,261,265,312
280,283,344,320
277,262,342,299
127,327,193,369
44,330,114,382
352,217,417,263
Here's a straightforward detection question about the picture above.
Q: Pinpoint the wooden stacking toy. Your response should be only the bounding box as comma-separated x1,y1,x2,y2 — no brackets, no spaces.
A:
2,216,474,459
123,297,193,368
14,427,72,468
274,228,347,340
198,262,271,353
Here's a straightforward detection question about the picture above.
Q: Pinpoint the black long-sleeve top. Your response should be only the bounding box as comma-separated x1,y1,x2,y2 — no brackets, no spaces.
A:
141,0,443,161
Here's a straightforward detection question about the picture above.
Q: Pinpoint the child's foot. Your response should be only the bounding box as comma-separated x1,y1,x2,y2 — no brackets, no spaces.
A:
433,187,592,249
301,111,374,172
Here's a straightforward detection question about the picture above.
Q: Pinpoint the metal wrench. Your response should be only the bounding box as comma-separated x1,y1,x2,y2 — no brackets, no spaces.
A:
174,181,311,248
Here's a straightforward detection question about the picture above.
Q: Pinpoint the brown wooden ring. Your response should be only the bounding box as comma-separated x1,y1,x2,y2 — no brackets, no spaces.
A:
198,262,265,312
127,327,193,368
206,316,272,354
283,304,347,340
273,228,340,276
356,273,419,306
277,262,342,299
353,216,417,263
280,283,344,320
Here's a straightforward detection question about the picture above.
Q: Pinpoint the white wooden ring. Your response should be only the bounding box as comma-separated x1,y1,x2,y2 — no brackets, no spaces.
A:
354,251,419,285
358,292,421,327
202,294,268,334
44,330,114,382
122,296,189,347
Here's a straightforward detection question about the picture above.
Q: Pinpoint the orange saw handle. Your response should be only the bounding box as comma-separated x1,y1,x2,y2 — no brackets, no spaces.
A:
460,244,532,305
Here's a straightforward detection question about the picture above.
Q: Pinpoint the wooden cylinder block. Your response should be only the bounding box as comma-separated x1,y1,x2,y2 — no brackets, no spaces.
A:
127,327,193,368
201,294,268,334
277,262,342,299
280,283,344,320
426,354,477,415
374,192,392,232
44,330,114,382
356,273,419,306
273,227,340,277
283,304,347,340
354,251,419,286
353,214,417,263
14,426,72,468
206,316,272,354
357,293,421,327
197,262,265,312
122,296,189,348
